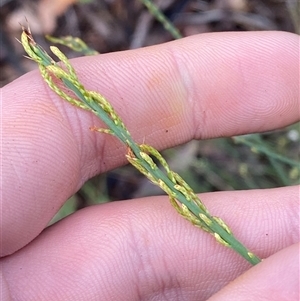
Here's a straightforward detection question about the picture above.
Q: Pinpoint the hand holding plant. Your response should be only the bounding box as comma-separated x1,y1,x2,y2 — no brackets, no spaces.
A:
1,31,299,300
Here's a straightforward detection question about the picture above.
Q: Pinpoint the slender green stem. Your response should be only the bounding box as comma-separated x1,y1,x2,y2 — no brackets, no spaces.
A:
234,136,300,167
140,0,183,39
61,73,261,265
21,25,261,265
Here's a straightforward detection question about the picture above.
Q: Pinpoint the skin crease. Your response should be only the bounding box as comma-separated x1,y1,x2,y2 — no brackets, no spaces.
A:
1,31,299,300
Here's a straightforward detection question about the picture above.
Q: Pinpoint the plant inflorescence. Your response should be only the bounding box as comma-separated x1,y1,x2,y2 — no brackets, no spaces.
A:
20,24,261,266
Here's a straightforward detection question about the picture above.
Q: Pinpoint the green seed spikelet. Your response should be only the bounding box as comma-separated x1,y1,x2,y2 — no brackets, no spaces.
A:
20,24,261,266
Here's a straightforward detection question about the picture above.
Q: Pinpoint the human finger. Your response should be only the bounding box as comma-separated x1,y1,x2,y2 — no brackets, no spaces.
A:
1,186,299,300
2,31,299,255
207,243,299,301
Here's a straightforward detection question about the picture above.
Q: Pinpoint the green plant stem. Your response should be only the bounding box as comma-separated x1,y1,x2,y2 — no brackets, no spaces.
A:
234,136,300,167
21,25,261,266
63,75,261,265
140,0,183,39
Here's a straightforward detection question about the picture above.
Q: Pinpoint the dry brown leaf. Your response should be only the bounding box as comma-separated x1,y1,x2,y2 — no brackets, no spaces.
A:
7,0,78,34
38,0,78,33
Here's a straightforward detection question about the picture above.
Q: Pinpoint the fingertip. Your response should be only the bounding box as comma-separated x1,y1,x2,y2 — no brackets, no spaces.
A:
208,243,300,301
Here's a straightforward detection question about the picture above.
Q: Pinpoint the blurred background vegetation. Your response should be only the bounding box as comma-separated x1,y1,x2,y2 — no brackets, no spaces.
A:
1,0,299,224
